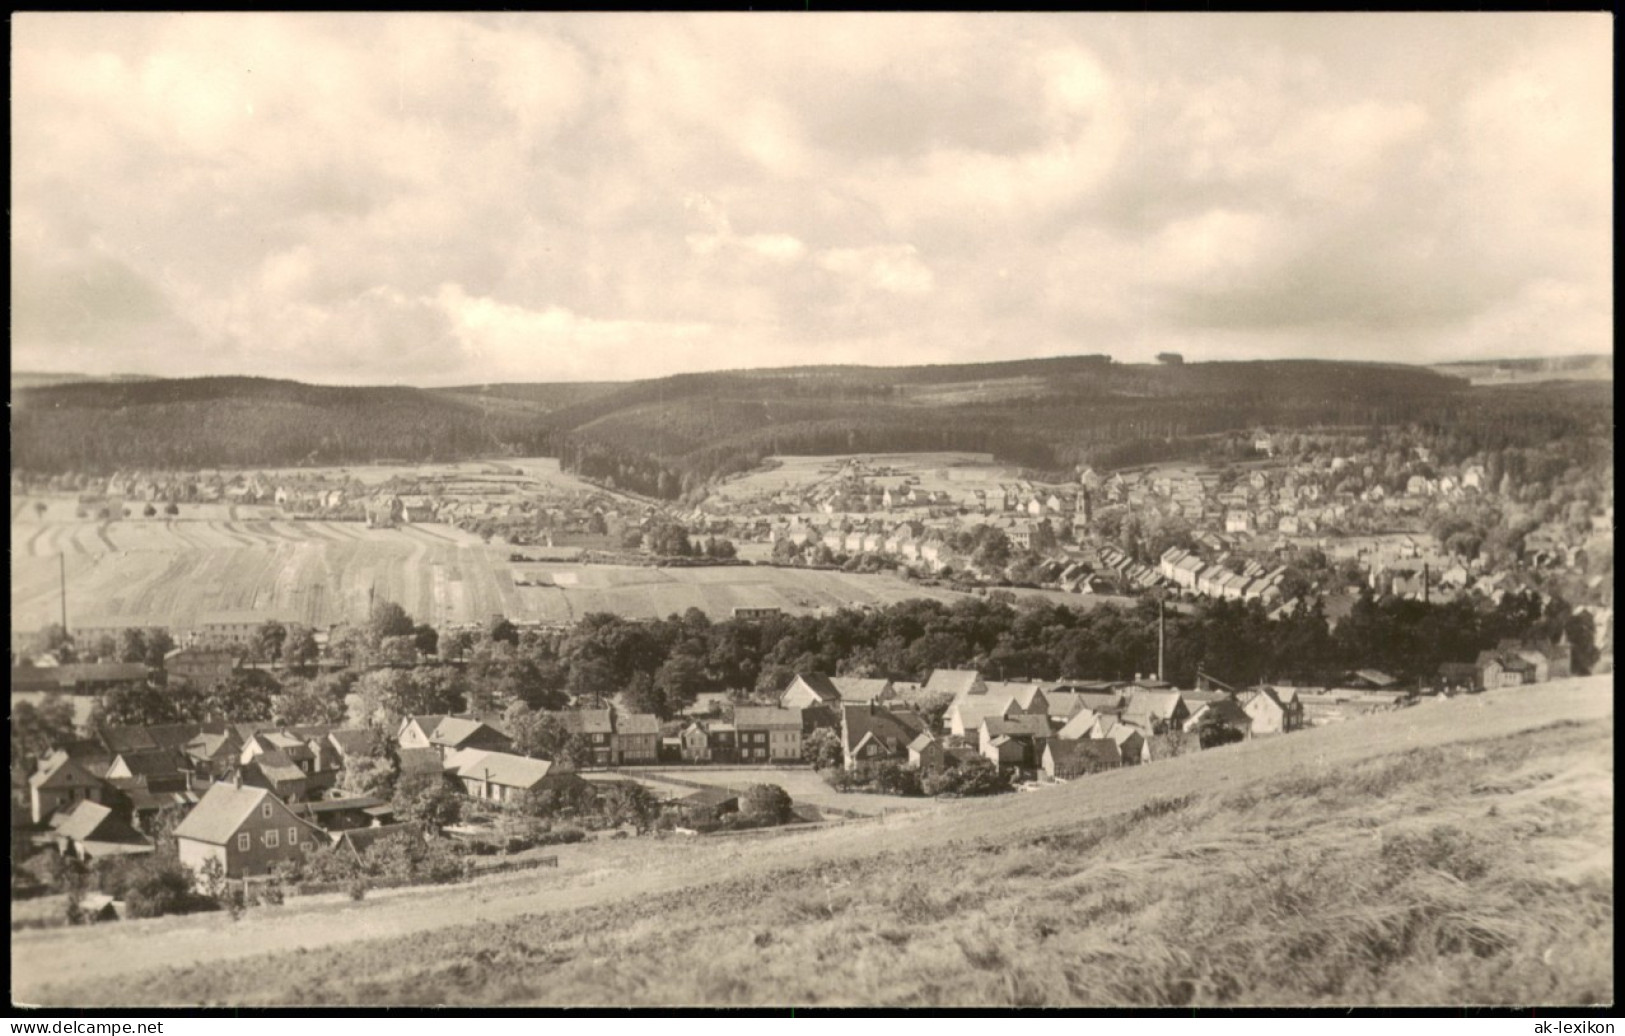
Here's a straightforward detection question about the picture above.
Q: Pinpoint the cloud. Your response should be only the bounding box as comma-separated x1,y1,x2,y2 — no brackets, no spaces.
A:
8,13,1612,383
816,245,936,296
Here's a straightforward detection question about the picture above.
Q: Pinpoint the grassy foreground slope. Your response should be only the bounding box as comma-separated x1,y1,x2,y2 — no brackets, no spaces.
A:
18,677,1612,1008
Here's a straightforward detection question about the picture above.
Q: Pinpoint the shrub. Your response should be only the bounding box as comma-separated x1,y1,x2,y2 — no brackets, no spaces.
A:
741,784,794,825
535,827,587,847
871,762,923,797
121,858,198,919
923,757,1013,797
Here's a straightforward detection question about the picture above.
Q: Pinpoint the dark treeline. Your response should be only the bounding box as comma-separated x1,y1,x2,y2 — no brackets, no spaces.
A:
465,589,1595,719
23,361,1597,496
12,378,553,474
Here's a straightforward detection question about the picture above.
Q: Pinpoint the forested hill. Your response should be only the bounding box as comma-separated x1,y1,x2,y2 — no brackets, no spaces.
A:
10,376,554,473
534,358,1474,498
10,359,1483,487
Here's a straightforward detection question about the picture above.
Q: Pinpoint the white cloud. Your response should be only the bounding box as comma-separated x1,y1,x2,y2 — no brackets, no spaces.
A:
8,13,1612,383
816,245,935,295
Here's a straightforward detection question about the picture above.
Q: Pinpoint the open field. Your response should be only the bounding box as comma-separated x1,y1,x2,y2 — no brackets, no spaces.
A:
15,675,1611,1007
10,513,990,631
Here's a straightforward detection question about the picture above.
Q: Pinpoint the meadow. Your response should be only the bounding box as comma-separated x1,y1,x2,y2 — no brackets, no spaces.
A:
16,675,1611,1007
9,513,976,632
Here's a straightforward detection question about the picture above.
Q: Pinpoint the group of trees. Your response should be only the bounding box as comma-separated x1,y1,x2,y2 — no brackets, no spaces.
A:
42,579,1599,758
621,522,737,559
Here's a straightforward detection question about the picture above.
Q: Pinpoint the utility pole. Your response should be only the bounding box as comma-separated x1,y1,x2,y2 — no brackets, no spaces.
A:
59,553,68,632
1157,595,1166,683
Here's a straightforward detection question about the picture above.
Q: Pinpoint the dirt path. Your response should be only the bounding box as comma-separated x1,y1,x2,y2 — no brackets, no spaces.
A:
12,676,1612,1005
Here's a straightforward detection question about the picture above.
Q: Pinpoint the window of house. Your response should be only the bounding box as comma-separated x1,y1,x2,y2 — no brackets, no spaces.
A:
288,827,298,845
264,829,279,848
262,803,273,819
238,833,250,851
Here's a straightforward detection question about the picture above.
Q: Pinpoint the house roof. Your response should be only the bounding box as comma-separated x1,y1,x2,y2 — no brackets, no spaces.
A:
907,733,938,753
1105,722,1142,746
1040,691,1091,720
98,725,161,755
557,709,614,736
338,823,419,858
173,783,279,845
786,673,840,703
732,706,802,730
841,704,929,757
1045,738,1121,768
1189,698,1253,730
431,716,508,749
112,749,188,780
831,677,893,703
983,681,1046,709
924,669,984,698
1056,709,1101,740
327,728,378,758
951,696,1019,728
449,750,558,790
186,730,241,760
54,800,152,850
250,751,307,785
614,712,662,736
399,715,449,741
1124,690,1185,720
1354,669,1399,687
30,752,105,791
982,713,1052,740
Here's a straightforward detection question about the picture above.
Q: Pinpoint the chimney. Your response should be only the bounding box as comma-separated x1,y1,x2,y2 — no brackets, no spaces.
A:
232,768,243,788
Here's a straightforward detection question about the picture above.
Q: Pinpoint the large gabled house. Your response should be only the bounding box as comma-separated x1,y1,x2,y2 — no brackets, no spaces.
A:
444,750,587,806
1184,696,1254,747
832,677,896,705
779,673,840,710
732,707,804,763
1054,708,1103,741
1042,738,1122,779
29,752,108,825
840,703,930,771
978,713,1053,769
174,781,326,879
1237,686,1303,734
396,714,514,760
610,711,661,765
1121,690,1190,735
946,695,1021,740
557,709,615,767
51,800,154,862
428,716,514,758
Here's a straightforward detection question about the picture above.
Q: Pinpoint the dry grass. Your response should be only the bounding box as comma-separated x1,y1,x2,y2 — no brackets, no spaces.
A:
42,715,1612,1008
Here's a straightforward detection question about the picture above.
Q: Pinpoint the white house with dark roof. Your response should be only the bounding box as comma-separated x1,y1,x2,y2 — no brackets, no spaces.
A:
173,781,326,878
29,752,107,825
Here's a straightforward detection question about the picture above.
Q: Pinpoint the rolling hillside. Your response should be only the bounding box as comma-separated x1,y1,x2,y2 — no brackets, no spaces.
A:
9,357,1477,487
10,377,554,473
14,675,1612,1007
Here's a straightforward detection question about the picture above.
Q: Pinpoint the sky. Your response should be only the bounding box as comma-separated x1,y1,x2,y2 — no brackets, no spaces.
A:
10,12,1613,386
